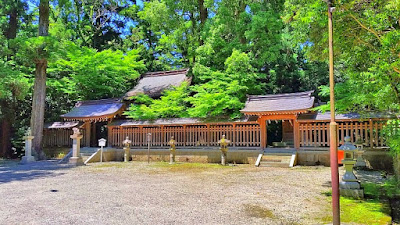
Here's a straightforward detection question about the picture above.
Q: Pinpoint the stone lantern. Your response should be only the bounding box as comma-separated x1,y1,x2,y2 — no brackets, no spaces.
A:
123,136,131,162
21,128,35,164
218,135,230,166
354,137,367,168
339,136,364,198
168,136,176,164
69,128,84,166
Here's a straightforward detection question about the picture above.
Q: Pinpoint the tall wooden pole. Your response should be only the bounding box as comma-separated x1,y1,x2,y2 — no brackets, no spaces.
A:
327,1,340,224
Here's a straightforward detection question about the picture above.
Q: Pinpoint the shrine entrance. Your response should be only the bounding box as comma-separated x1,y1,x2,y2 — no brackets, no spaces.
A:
266,120,294,148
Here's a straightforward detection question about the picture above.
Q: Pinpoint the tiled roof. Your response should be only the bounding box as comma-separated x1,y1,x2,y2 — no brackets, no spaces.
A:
61,98,124,121
124,68,191,99
44,121,84,129
241,91,315,114
298,112,395,121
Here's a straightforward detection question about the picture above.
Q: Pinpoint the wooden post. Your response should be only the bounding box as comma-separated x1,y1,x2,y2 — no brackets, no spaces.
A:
85,121,91,147
294,119,300,150
182,125,186,147
91,121,96,147
107,123,112,147
258,117,267,149
369,119,373,148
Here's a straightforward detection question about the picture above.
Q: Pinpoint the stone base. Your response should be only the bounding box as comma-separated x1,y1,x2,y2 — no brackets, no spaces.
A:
69,157,84,166
20,155,35,164
340,181,361,189
355,160,367,168
340,188,364,199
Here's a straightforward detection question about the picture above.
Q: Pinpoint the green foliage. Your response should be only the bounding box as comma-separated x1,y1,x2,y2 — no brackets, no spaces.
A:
51,42,145,100
285,0,400,112
383,120,400,155
187,50,261,118
124,82,190,120
0,63,29,102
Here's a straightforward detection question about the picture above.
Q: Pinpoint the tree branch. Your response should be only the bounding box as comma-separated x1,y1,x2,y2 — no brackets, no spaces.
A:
348,13,382,43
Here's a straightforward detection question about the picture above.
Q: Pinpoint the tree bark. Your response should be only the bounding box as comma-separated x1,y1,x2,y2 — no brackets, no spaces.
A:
198,0,207,46
31,0,49,159
5,9,17,39
198,0,207,26
0,119,11,158
38,0,49,36
31,60,47,159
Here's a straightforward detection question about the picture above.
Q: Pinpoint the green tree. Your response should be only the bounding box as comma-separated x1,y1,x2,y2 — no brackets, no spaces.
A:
124,82,190,120
284,0,400,112
51,42,145,100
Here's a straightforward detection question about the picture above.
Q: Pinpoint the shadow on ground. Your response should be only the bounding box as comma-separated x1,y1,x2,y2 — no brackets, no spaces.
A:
0,160,72,184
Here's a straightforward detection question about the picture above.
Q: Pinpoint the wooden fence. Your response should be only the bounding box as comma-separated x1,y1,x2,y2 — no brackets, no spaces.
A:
299,120,386,148
109,123,261,148
43,129,87,147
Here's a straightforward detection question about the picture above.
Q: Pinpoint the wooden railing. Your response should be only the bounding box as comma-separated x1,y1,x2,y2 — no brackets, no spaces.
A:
43,129,87,147
299,120,386,148
109,123,261,148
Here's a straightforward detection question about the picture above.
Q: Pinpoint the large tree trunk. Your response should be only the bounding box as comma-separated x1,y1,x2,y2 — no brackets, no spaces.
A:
0,119,11,158
30,0,49,159
198,0,207,46
5,10,17,39
198,0,207,25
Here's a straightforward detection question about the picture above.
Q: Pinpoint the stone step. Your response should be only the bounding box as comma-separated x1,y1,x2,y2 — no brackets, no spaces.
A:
259,161,289,168
258,152,297,168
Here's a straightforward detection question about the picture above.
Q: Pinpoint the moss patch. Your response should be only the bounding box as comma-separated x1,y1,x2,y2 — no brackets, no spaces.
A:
319,197,391,225
243,204,276,219
87,161,239,174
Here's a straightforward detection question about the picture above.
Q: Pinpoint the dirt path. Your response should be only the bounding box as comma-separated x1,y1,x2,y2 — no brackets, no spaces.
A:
0,161,335,225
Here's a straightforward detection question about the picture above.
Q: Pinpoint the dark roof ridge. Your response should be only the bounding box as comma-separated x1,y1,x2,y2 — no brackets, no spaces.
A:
247,90,314,100
75,98,121,107
143,68,189,77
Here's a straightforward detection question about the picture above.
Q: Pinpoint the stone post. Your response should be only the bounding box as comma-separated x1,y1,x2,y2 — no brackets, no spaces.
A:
21,128,35,164
168,136,176,164
123,136,131,162
218,135,230,166
69,128,84,166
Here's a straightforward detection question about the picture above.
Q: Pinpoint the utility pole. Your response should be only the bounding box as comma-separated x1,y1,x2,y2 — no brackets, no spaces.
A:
327,0,340,224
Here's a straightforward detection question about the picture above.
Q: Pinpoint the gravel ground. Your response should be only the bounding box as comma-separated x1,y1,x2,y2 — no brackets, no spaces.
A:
0,161,357,225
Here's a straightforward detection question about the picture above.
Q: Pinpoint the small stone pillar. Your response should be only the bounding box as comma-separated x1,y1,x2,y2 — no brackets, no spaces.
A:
354,138,366,168
123,136,131,162
168,136,176,164
21,128,35,164
339,136,364,198
69,128,84,166
218,135,231,166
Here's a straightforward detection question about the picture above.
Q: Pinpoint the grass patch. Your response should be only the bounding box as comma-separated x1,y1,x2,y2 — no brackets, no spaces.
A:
320,196,391,224
243,204,276,219
87,161,235,174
